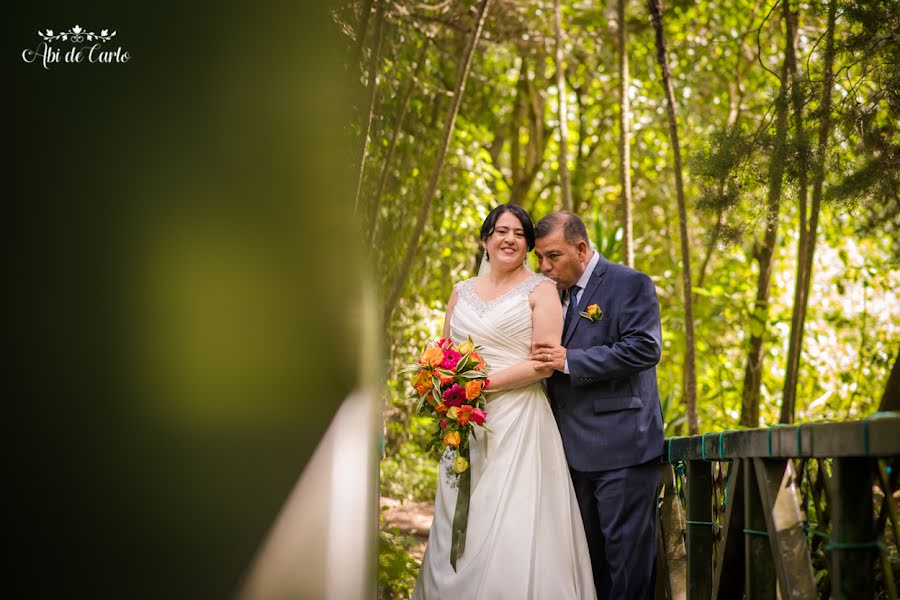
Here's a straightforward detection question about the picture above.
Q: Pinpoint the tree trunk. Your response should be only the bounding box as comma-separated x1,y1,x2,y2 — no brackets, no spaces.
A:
696,206,723,291
695,0,759,293
352,0,375,70
781,0,836,423
555,0,572,211
879,349,900,412
510,58,526,203
367,38,430,246
571,81,588,211
353,0,386,216
740,4,793,428
509,54,551,207
648,0,697,434
382,0,493,327
618,0,634,268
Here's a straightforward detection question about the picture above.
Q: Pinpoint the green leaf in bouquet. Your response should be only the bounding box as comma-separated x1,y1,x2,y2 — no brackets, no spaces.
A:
456,370,487,380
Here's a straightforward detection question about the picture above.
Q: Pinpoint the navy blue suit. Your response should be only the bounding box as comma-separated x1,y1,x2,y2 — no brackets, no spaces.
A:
547,253,664,600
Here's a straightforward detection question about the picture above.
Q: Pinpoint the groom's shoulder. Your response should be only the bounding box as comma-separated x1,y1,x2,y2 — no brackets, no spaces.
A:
602,258,653,286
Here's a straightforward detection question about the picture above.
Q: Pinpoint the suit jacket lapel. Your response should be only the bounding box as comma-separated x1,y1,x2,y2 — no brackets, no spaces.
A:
563,253,609,346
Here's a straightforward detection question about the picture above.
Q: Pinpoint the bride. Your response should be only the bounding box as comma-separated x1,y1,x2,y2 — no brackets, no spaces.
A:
412,204,596,599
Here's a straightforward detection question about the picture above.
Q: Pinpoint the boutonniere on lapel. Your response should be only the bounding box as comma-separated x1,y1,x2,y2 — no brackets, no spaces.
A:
579,304,603,322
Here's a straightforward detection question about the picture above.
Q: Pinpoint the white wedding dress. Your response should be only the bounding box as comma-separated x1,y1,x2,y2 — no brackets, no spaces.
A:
412,273,596,600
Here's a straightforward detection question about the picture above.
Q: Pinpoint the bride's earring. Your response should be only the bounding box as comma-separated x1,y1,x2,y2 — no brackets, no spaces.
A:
483,249,489,262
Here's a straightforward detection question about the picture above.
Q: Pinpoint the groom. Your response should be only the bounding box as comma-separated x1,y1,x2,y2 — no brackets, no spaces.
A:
531,212,664,600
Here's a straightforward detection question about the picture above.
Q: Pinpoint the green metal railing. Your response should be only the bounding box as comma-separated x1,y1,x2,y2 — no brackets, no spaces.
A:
657,412,900,600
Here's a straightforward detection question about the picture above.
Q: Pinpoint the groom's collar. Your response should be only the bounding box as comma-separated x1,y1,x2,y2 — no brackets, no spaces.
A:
563,251,606,345
575,251,602,289
592,251,610,278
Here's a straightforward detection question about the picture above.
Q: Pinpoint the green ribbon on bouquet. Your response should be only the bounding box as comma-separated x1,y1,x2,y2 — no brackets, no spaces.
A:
449,444,472,571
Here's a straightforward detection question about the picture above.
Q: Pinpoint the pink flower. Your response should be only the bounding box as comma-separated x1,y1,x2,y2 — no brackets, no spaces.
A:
440,418,448,430
472,408,487,426
442,383,466,406
437,338,453,349
440,349,462,370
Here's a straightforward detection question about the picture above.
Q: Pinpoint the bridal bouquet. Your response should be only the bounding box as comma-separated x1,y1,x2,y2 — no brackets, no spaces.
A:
402,336,490,570
404,336,490,475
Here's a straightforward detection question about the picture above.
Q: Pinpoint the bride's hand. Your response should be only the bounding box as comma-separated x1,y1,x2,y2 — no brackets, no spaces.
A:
529,344,566,372
529,360,555,378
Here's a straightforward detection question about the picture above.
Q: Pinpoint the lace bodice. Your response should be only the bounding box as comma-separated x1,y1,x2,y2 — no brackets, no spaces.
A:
450,273,551,371
455,272,550,318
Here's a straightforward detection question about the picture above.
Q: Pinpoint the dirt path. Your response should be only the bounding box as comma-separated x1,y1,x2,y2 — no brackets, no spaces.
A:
380,497,434,561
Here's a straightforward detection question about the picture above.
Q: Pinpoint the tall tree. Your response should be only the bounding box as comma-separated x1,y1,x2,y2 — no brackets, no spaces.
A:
739,1,794,428
695,0,762,292
781,0,837,423
509,53,552,208
648,0,697,434
617,0,635,267
555,0,572,211
352,0,375,69
354,0,386,216
382,0,493,327
880,350,900,412
368,37,431,245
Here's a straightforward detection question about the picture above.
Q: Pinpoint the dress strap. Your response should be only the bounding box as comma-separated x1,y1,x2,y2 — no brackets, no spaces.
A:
523,272,552,295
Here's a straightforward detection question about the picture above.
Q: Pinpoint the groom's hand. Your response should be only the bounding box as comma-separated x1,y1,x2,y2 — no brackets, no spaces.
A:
530,343,566,372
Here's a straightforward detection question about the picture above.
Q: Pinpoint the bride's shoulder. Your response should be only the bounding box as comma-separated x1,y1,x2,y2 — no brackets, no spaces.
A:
524,272,555,293
453,277,478,291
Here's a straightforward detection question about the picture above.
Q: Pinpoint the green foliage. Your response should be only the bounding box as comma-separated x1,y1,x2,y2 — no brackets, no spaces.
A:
589,207,623,263
380,437,438,501
340,0,900,519
378,529,419,599
660,390,687,435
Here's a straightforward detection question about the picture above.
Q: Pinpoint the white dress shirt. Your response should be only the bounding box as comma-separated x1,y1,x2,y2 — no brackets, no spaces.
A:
562,251,599,374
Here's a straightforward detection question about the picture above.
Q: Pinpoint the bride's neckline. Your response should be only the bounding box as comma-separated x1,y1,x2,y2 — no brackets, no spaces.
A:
462,272,544,313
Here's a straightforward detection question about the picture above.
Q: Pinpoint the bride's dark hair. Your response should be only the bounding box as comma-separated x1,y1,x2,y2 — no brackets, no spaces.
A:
479,204,536,253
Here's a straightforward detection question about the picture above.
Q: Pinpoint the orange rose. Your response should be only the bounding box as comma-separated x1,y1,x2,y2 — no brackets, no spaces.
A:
421,346,444,368
439,372,455,386
465,380,483,401
456,404,474,426
435,402,449,415
443,430,461,447
580,304,603,322
413,370,431,396
471,351,486,370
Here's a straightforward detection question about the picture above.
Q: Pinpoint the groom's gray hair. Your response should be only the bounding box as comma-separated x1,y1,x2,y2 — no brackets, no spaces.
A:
534,211,589,246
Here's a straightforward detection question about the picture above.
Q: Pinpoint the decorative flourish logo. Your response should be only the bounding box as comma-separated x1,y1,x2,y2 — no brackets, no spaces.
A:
38,26,117,43
22,25,130,69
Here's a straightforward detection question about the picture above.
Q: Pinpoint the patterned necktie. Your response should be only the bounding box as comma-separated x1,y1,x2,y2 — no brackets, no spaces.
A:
564,285,581,331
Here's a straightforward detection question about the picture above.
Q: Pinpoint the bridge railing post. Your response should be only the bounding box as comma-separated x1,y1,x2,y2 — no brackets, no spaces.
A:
686,459,714,600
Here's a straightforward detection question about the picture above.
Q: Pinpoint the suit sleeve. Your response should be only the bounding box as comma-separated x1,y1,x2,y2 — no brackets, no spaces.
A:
566,272,662,386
